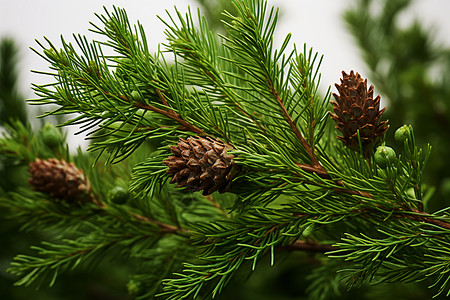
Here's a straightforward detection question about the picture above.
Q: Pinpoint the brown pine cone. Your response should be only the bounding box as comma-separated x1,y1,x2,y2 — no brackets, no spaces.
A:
28,158,92,204
331,71,389,156
163,137,239,195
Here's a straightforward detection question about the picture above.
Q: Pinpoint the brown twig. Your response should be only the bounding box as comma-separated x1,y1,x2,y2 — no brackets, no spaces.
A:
295,163,330,178
133,101,204,135
76,76,204,135
282,214,450,255
132,213,189,234
181,43,268,135
268,79,317,163
403,210,450,230
155,88,174,114
265,76,329,188
281,240,337,253
341,207,450,231
92,201,188,234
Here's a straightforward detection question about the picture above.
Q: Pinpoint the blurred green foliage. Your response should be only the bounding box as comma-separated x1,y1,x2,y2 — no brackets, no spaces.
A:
0,37,27,126
195,0,236,32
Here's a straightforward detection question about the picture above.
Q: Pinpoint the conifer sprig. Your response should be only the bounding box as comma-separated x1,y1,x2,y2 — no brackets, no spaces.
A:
221,1,329,166
2,0,450,298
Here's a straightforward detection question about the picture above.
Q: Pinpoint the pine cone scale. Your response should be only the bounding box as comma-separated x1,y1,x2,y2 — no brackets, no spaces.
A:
169,145,181,156
163,136,239,195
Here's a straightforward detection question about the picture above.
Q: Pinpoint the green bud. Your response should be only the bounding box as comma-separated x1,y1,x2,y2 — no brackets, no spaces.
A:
302,223,315,238
40,123,62,148
406,187,416,199
394,125,410,144
118,57,132,65
130,90,141,100
87,60,100,79
374,146,396,168
43,48,69,66
127,279,141,295
109,186,130,204
43,48,57,58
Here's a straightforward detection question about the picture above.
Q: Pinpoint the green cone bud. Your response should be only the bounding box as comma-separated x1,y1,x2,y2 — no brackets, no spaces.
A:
302,223,316,238
394,125,410,144
406,187,416,199
109,186,130,204
117,57,132,66
127,279,142,296
40,123,62,148
130,90,141,100
374,146,396,168
43,48,57,58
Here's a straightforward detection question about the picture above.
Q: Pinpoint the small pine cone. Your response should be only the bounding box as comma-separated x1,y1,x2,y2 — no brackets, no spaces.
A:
163,137,238,195
331,71,389,155
28,158,92,204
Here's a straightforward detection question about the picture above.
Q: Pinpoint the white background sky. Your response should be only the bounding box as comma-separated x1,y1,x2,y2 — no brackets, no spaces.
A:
1,0,450,148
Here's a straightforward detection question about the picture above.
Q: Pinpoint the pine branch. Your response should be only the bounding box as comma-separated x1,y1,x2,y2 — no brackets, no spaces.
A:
160,6,267,139
4,0,448,298
267,76,320,166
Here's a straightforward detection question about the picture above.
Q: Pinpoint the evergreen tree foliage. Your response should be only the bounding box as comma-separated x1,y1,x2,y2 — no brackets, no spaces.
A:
194,0,236,32
0,39,131,300
0,38,29,194
1,0,449,299
0,38,28,126
343,0,450,211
